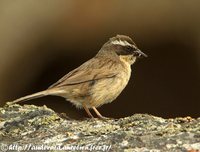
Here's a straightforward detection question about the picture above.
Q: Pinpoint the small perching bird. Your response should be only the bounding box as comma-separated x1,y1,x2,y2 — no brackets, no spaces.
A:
10,35,147,119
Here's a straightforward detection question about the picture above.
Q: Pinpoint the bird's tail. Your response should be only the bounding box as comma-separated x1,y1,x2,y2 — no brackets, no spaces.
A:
10,89,64,104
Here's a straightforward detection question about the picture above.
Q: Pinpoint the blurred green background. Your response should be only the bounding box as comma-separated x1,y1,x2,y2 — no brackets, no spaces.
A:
0,1,200,119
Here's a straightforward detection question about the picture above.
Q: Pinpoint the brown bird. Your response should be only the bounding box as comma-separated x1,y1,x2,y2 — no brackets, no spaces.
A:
10,35,147,119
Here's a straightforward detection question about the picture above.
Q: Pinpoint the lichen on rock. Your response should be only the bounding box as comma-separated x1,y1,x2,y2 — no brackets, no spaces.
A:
0,104,200,152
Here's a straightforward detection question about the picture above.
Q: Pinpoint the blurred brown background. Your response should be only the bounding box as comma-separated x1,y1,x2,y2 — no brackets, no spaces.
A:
0,1,200,119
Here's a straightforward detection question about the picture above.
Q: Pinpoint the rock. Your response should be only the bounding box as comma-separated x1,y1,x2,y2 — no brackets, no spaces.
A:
0,104,200,152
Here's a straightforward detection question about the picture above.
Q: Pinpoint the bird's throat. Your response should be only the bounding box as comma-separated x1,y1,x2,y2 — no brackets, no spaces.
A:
119,55,136,65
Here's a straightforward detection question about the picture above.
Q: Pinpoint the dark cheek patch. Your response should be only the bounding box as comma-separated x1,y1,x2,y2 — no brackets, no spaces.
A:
114,45,133,55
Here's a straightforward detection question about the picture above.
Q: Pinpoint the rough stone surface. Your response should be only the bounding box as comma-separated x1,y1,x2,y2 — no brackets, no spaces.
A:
0,104,200,152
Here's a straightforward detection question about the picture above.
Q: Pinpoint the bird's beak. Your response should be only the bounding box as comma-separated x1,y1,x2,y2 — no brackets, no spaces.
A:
134,49,148,58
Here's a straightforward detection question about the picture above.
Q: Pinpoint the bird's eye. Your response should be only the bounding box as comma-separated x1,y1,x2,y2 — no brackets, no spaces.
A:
126,46,133,52
127,46,132,50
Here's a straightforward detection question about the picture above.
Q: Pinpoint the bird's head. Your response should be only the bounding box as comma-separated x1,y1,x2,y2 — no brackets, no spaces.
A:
99,35,147,65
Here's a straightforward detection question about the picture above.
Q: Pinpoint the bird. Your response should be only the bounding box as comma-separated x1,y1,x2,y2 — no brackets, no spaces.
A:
9,35,147,119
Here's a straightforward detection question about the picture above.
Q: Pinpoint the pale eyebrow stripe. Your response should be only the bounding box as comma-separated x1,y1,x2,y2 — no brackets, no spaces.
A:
112,40,132,46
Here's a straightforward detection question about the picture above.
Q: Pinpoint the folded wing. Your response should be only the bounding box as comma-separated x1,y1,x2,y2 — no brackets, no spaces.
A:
48,57,118,88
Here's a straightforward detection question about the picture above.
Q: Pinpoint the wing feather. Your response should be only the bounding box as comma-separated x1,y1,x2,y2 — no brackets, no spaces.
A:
48,57,118,88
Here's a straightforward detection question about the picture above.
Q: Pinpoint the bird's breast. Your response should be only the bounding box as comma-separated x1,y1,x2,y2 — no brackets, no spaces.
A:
90,63,132,107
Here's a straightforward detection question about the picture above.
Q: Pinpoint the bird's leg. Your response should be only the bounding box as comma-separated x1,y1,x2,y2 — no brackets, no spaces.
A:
92,107,107,119
83,104,94,118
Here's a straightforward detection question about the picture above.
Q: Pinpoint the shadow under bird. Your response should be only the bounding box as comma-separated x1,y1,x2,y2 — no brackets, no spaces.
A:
10,35,147,119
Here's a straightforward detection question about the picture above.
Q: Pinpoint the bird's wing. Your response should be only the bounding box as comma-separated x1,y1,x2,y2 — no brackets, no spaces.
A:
48,57,118,88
